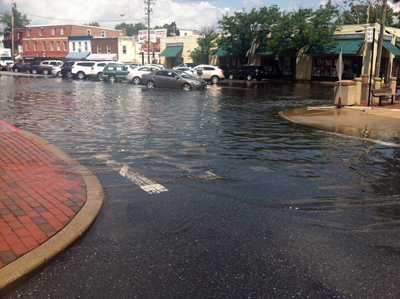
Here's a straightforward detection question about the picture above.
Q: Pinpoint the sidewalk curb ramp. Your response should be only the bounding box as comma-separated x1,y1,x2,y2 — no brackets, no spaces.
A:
0,129,104,295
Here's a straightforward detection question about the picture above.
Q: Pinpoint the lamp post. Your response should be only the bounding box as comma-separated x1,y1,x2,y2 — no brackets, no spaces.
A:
144,0,155,64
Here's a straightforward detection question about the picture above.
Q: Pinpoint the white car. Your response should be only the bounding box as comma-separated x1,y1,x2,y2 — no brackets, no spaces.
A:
126,65,162,85
71,61,96,79
188,65,225,84
51,65,62,77
90,61,108,81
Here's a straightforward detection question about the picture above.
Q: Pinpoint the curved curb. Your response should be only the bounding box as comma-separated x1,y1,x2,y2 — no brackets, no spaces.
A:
0,130,104,294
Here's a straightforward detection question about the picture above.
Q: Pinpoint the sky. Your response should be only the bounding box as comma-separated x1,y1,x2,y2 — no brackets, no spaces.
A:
0,0,399,31
0,0,329,31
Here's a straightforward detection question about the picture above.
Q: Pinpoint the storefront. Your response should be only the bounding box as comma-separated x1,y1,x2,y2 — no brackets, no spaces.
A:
211,46,238,71
389,37,400,82
305,34,364,81
159,43,183,68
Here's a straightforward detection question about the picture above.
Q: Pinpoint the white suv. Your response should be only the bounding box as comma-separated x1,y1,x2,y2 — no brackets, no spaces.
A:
90,61,108,81
38,60,63,75
189,65,225,84
126,65,161,84
71,61,96,79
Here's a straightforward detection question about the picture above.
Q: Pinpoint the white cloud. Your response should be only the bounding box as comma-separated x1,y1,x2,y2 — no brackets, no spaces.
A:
242,0,264,8
11,0,230,31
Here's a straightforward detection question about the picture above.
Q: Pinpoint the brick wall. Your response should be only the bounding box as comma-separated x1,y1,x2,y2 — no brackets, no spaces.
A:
91,38,118,54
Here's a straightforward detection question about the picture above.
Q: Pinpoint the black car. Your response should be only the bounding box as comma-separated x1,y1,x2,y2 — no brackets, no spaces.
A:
11,63,28,73
25,62,40,74
60,61,76,78
228,65,265,81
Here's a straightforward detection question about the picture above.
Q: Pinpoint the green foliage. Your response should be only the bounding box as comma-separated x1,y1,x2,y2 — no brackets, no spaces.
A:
337,0,395,25
266,1,340,56
154,22,180,37
115,22,147,36
217,6,280,64
0,9,30,30
84,22,101,27
190,26,219,64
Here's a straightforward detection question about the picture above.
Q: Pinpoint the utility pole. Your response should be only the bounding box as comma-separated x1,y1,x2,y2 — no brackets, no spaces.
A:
144,0,155,64
374,0,388,79
11,0,16,61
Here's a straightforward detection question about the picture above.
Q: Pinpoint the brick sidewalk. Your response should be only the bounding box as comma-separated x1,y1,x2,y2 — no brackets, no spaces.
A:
0,127,86,268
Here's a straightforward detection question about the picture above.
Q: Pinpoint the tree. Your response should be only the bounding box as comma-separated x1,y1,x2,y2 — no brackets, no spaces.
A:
84,22,100,27
217,6,281,64
336,0,395,25
190,25,219,64
0,9,30,30
115,22,147,36
154,22,180,36
266,1,340,57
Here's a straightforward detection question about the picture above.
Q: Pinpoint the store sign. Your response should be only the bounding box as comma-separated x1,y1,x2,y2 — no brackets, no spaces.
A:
366,27,374,43
138,29,167,53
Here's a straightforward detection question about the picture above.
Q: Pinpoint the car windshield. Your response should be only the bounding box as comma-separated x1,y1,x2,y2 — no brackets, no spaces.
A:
175,70,195,79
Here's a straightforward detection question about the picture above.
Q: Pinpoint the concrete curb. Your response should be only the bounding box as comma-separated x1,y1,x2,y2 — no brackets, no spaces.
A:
0,130,104,294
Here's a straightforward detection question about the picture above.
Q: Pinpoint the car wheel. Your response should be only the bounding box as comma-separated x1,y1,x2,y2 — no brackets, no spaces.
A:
77,71,85,80
43,69,49,75
26,69,31,74
132,77,141,85
57,71,62,78
97,72,104,81
246,74,252,81
229,74,234,80
182,83,192,91
66,71,73,79
108,75,116,83
146,80,155,89
32,69,37,74
14,68,18,73
211,75,219,84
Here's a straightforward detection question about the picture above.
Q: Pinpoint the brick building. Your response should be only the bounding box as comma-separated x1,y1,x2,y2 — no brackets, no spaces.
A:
87,37,119,61
14,25,122,61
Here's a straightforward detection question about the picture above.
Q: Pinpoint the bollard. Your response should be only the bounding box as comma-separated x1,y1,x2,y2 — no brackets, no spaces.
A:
354,77,362,106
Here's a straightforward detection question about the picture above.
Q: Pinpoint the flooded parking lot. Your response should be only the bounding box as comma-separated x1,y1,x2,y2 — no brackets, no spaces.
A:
2,76,400,298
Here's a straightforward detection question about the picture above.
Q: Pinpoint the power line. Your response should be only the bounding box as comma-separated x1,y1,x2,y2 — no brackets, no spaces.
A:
21,12,134,23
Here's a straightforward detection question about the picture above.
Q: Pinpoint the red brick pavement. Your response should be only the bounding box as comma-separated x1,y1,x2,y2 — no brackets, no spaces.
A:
0,127,87,268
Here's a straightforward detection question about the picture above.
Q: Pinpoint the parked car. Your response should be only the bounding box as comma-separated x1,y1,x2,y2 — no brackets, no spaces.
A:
0,57,14,71
141,69,208,91
51,65,62,77
25,62,40,74
173,63,198,69
147,64,165,69
102,63,130,83
5,61,14,71
124,62,141,69
38,60,63,75
91,62,108,81
188,65,225,84
10,62,27,72
60,61,76,78
126,65,162,85
174,67,192,72
228,65,265,81
71,61,96,79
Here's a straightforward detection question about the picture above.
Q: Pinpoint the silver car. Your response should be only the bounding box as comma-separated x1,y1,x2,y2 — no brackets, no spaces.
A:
142,69,208,91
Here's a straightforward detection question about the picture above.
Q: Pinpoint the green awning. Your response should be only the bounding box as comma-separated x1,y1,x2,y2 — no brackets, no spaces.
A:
159,46,182,57
306,39,364,55
255,45,273,55
383,41,400,56
213,46,235,56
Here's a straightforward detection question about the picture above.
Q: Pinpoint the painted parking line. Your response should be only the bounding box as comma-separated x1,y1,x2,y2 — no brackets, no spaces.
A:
94,154,168,194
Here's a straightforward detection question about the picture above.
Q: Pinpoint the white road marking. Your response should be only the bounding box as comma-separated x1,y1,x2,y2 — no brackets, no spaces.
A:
119,164,168,194
93,154,168,194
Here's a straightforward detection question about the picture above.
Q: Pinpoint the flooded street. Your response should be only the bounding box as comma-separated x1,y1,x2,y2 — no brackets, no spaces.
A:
2,76,400,298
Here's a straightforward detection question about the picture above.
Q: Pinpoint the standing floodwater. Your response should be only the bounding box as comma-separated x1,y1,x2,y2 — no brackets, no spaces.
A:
2,76,400,298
